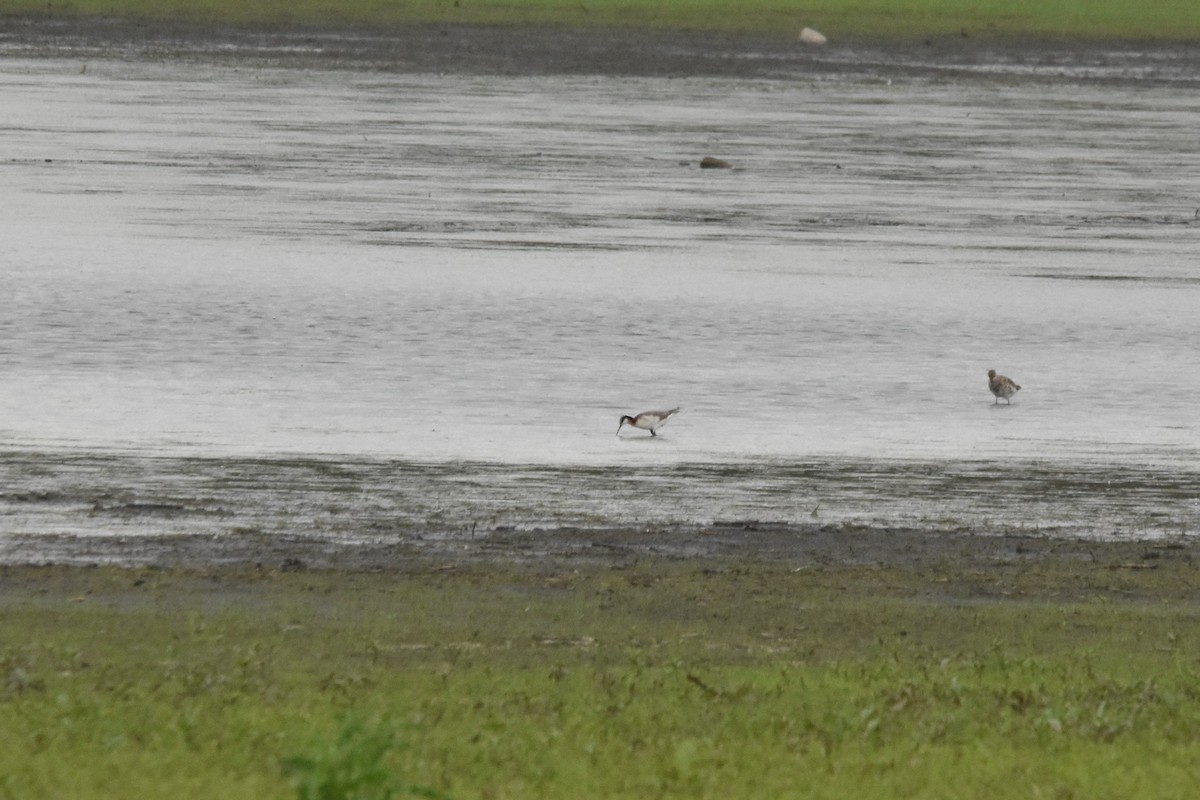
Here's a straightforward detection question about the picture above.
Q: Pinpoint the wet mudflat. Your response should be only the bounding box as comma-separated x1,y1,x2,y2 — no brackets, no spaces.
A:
1,450,1198,569
2,20,1199,566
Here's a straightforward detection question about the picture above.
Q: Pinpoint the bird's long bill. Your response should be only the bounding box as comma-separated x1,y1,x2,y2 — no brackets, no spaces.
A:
616,419,625,436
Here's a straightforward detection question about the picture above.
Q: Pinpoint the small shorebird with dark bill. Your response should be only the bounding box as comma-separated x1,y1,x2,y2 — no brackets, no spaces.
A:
987,369,1021,405
617,407,680,437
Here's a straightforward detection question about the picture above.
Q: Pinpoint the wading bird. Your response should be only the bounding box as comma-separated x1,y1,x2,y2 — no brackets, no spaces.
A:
617,407,680,437
987,369,1021,405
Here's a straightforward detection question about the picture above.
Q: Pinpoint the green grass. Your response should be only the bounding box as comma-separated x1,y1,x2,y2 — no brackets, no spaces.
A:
4,0,1200,40
2,560,1200,798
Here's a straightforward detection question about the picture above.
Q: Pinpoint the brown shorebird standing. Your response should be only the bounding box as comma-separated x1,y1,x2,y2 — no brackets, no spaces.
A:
987,369,1021,404
617,407,680,437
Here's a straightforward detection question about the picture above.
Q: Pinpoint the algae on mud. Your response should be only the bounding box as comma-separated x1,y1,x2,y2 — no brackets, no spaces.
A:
2,556,1199,798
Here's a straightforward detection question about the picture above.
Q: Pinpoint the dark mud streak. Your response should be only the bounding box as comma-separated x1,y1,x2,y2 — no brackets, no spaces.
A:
4,17,1200,86
1,517,1195,578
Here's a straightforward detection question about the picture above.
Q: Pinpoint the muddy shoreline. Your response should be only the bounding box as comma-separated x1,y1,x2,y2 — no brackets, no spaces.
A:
4,15,1200,84
3,17,1198,576
3,448,1197,571
4,520,1196,584
2,524,1196,617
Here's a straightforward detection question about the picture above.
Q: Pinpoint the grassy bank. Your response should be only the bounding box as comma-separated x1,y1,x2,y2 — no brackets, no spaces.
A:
4,0,1200,40
2,559,1199,798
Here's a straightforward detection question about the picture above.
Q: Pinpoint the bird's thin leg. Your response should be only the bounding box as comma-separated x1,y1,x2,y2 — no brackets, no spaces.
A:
650,429,657,437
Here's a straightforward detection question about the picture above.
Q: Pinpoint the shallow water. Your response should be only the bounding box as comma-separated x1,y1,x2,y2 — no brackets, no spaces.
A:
2,56,1199,549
